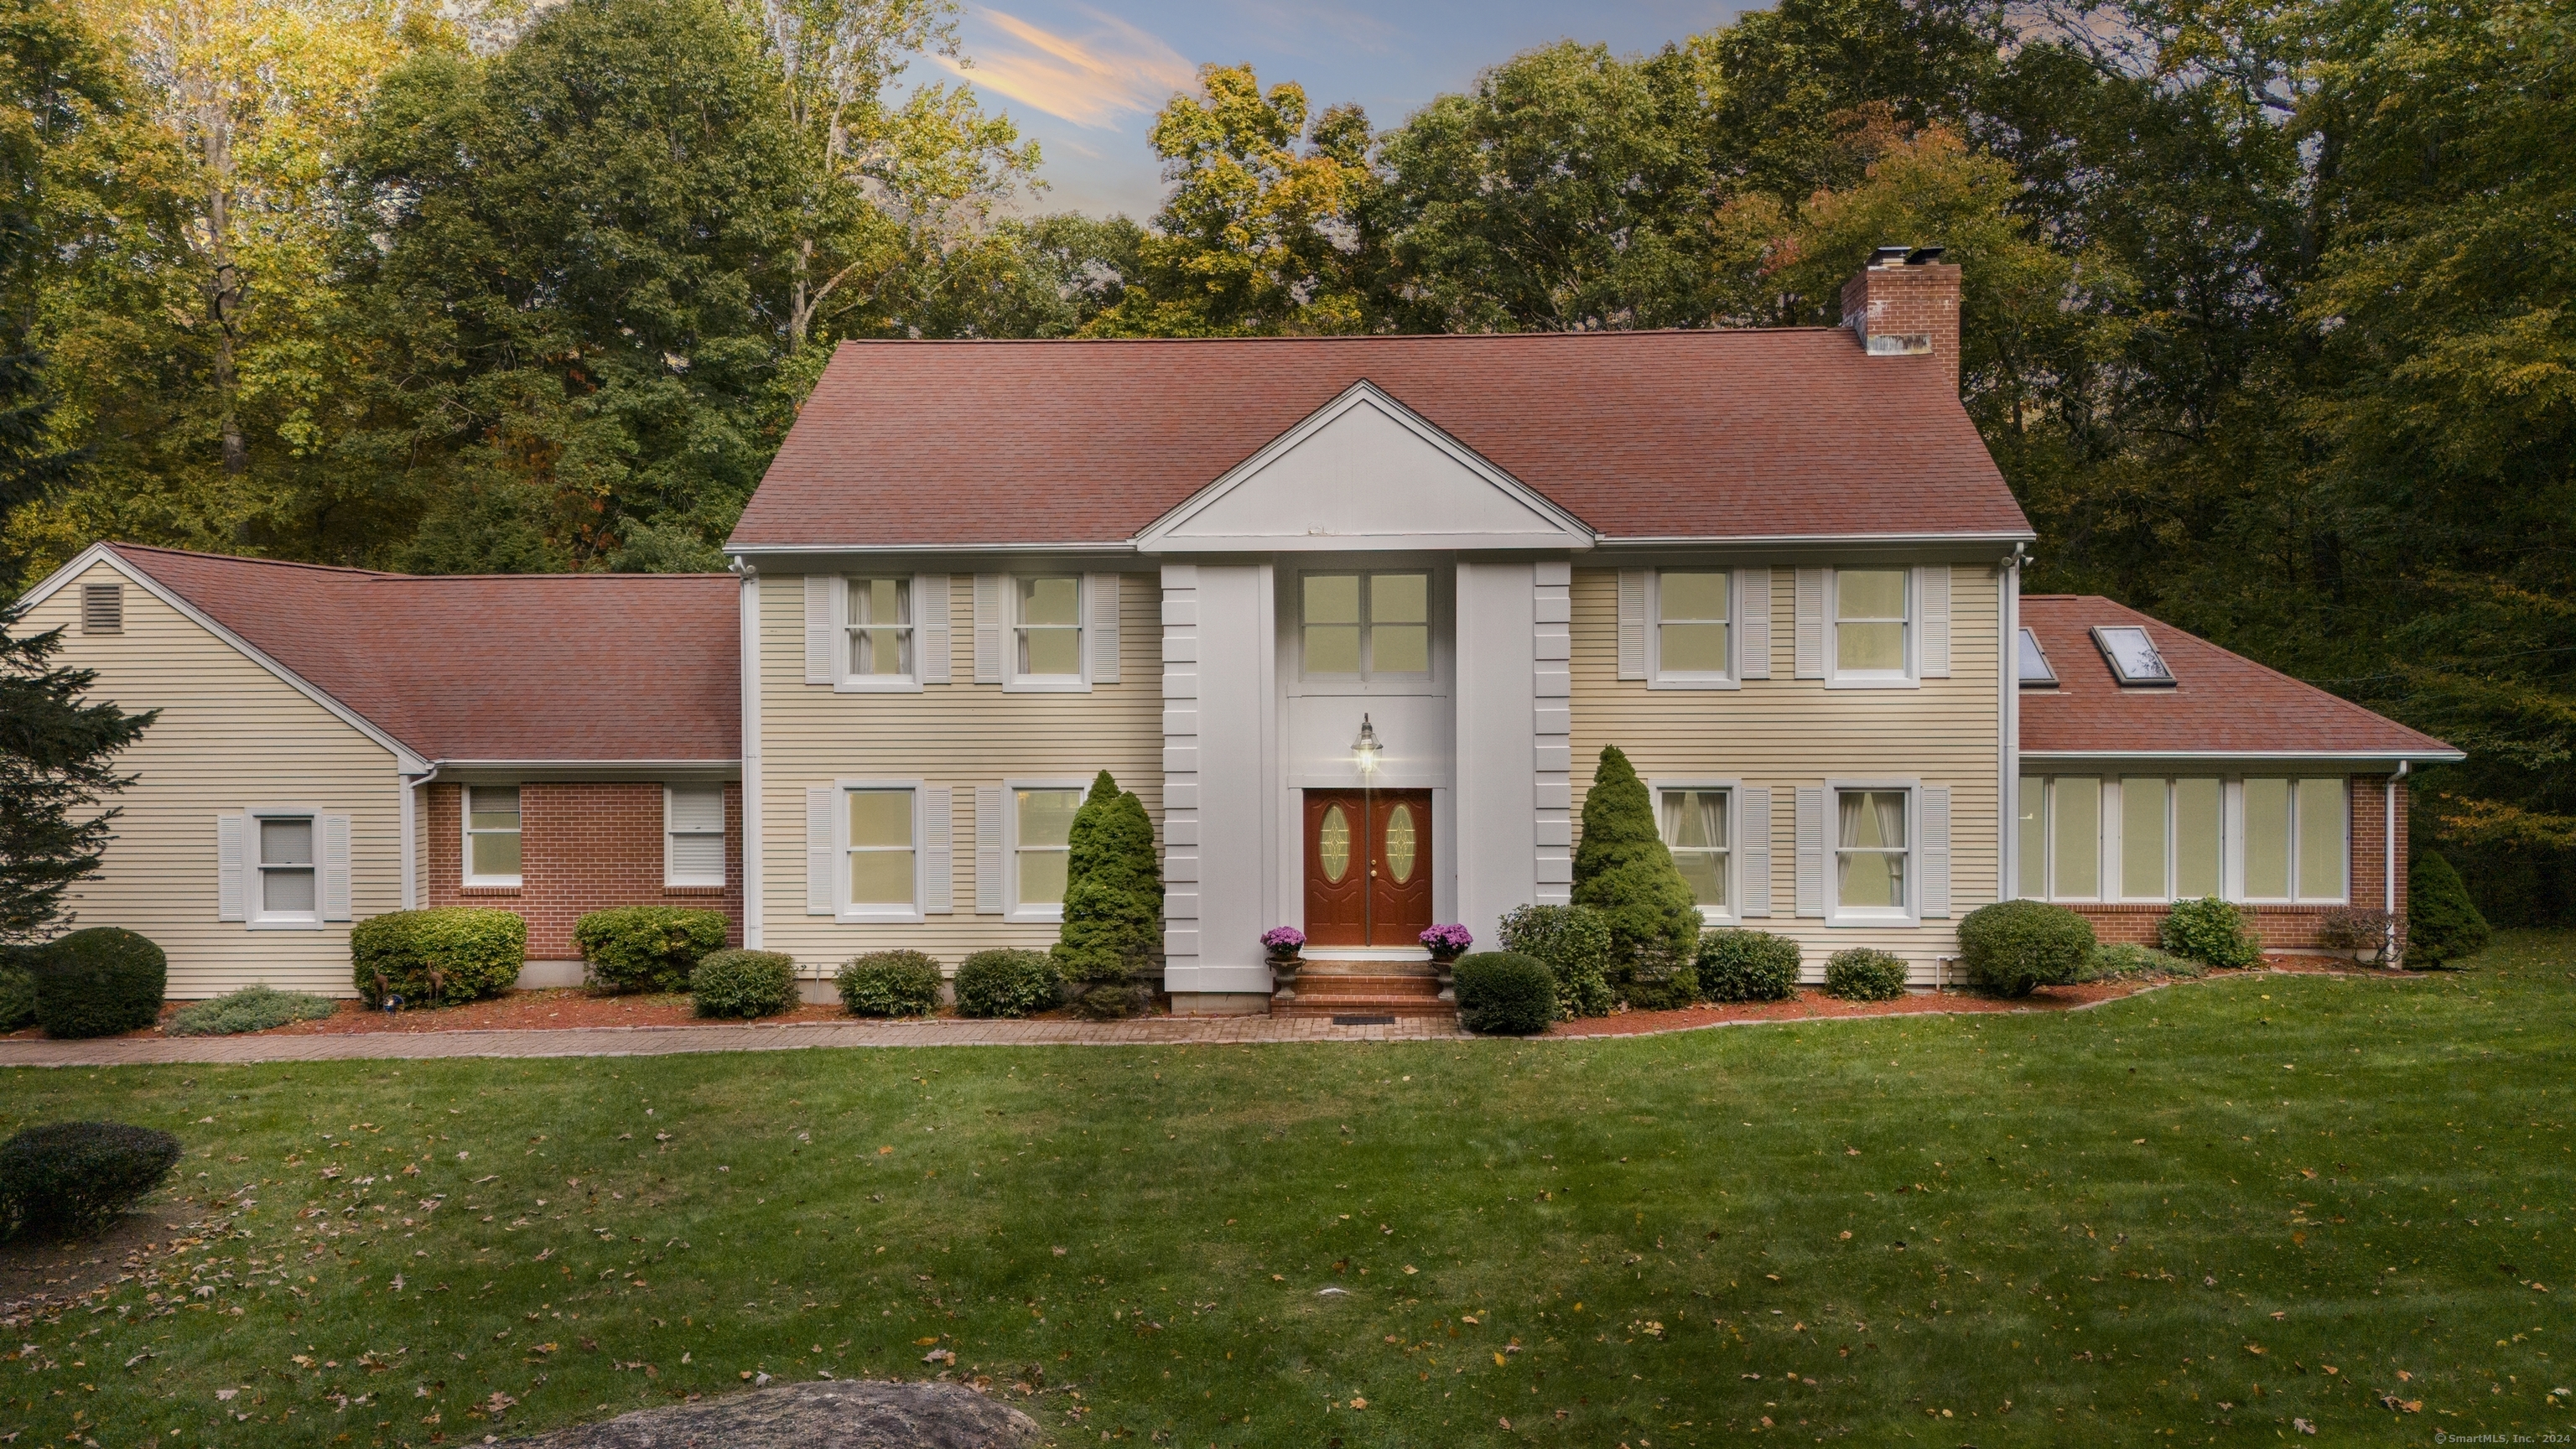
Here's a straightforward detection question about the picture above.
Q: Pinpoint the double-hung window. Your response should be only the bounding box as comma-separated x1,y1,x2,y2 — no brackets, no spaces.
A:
1832,569,1910,682
1300,572,1430,679
465,787,522,887
1657,785,1732,917
1653,571,1732,684
1007,782,1085,921
1015,576,1083,683
664,785,725,888
847,578,912,680
843,787,917,918
2242,777,2347,903
1834,787,1909,917
257,816,318,924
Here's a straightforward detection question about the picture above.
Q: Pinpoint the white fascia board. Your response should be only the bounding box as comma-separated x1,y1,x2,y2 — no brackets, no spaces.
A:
2021,749,2465,766
728,542,1138,561
1596,532,2037,551
1132,380,1597,553
431,760,743,782
20,543,432,774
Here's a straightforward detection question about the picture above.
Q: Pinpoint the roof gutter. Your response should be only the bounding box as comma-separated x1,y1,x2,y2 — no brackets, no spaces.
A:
2020,749,2465,765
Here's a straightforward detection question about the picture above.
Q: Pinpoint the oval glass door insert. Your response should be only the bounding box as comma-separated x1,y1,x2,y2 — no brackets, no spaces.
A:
1318,805,1352,882
1384,802,1418,883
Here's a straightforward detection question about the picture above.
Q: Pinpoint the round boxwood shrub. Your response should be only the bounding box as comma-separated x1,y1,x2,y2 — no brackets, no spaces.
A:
2158,895,2262,969
0,948,37,1032
1497,904,1617,1019
165,986,338,1036
1696,929,1801,1002
574,906,730,994
2407,849,2492,966
954,949,1063,1019
1452,951,1556,1036
0,1122,182,1239
1959,900,2096,996
1824,947,1909,1001
838,950,942,1018
351,907,525,1008
690,949,798,1019
34,928,167,1038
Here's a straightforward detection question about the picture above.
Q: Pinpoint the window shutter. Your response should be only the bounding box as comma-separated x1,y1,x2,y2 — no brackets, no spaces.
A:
1919,564,1950,678
319,813,353,921
1085,573,1120,683
1616,569,1648,680
1737,787,1772,918
1919,785,1952,917
216,814,247,922
914,574,951,684
805,787,834,916
973,574,1004,683
803,574,835,685
974,787,1005,912
921,786,953,914
1794,569,1826,679
1794,786,1826,917
1738,569,1772,679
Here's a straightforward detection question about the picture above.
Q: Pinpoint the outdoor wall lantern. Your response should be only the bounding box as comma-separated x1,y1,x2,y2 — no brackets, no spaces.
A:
1353,714,1382,775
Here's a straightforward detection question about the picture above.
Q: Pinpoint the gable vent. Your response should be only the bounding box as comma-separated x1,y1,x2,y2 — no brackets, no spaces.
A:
80,584,123,635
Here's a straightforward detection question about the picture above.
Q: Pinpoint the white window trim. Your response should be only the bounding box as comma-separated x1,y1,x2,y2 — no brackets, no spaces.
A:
1002,776,1090,924
663,784,726,889
247,804,325,931
1293,569,1440,687
462,785,522,889
1825,566,1919,690
836,779,927,923
1650,777,1738,923
1645,571,1740,690
2231,776,2350,906
1004,575,1090,694
2018,773,2350,906
1825,778,1919,926
834,575,924,693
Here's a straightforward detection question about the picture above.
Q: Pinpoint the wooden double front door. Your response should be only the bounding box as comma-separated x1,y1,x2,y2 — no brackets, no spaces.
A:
1302,789,1433,948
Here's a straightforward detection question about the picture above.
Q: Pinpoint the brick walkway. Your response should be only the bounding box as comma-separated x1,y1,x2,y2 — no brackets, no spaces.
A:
0,1011,1470,1067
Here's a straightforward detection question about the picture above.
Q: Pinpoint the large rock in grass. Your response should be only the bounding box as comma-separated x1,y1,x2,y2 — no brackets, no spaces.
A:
502,1379,1040,1448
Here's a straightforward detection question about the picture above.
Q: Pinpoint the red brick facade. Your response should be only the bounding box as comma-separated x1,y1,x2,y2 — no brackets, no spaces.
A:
422,782,744,959
1841,257,1964,392
2062,774,2409,957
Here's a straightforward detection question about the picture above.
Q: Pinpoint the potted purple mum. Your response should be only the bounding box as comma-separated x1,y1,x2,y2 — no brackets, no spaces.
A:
1261,926,1306,1001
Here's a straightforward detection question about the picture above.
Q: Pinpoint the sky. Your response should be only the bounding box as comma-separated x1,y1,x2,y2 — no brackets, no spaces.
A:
917,0,1761,218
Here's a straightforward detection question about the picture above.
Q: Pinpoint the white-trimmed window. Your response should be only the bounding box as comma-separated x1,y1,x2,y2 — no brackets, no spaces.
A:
1833,787,1909,918
465,786,522,887
1299,572,1431,679
2017,775,2337,904
1014,576,1083,683
1831,568,1911,683
2242,777,2348,904
664,785,725,888
257,814,319,924
846,577,913,682
842,785,920,921
1651,570,1732,685
1656,784,1732,918
1005,780,1086,922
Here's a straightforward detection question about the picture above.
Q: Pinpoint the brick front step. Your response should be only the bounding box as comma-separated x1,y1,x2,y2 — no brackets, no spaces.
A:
1274,968,1452,1019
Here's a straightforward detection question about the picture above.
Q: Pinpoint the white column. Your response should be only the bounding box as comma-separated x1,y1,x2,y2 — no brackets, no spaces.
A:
1161,564,1202,972
1161,564,1275,994
740,566,764,949
1455,560,1543,943
1533,561,1574,905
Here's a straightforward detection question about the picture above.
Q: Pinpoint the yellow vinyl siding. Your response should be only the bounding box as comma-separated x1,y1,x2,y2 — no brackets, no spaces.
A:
1571,565,2003,983
21,559,402,998
758,573,1163,974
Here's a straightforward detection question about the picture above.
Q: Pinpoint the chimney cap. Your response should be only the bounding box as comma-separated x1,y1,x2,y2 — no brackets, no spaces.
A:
1906,246,1947,266
1869,245,1911,268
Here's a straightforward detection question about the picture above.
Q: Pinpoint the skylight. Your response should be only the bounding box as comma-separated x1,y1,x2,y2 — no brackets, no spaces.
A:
2017,628,2057,687
2091,625,2175,687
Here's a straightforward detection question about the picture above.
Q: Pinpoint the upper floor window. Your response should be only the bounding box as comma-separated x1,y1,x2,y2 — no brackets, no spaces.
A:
665,785,725,888
1654,571,1732,683
1835,787,1909,917
847,578,912,679
1833,569,1909,681
1301,572,1429,679
1657,786,1731,917
1015,576,1083,680
465,786,522,887
258,815,318,924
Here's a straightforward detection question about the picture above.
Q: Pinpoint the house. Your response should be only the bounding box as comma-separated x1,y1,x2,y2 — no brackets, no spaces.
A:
10,546,742,997
18,251,2461,1003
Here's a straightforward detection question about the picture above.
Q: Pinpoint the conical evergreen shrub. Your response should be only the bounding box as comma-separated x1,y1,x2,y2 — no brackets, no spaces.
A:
2408,849,2491,966
1571,745,1705,987
1052,771,1162,1017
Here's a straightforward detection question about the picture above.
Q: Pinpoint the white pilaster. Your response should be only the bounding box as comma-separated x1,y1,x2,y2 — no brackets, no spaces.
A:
1533,561,1574,904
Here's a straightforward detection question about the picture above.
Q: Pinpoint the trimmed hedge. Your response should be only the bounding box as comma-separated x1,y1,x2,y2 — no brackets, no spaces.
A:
0,1122,182,1239
34,928,166,1038
690,949,797,1019
1497,904,1617,1019
1620,956,1702,1012
0,948,35,1032
351,908,524,1008
1824,948,1909,1001
1696,929,1800,1002
2158,896,2262,969
954,949,1063,1019
1452,952,1555,1036
2408,850,2492,966
838,950,942,1018
166,986,338,1036
1959,899,2095,996
574,906,730,994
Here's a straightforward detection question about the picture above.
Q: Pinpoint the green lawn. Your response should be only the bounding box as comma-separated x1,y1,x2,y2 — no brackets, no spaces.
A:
6,933,2574,1447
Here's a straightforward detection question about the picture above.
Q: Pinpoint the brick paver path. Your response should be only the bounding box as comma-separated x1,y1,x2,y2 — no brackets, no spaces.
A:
0,1012,1470,1067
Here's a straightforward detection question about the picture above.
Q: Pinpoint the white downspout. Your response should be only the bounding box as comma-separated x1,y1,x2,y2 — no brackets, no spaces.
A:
398,765,438,910
2386,761,2408,963
737,561,763,950
1998,545,2024,903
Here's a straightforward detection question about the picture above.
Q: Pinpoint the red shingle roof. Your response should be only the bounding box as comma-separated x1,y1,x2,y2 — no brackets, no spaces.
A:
2019,596,2456,761
109,545,738,764
730,331,2033,548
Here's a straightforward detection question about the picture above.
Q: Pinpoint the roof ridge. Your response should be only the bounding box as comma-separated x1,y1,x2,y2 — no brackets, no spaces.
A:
830,328,1853,347
109,543,395,579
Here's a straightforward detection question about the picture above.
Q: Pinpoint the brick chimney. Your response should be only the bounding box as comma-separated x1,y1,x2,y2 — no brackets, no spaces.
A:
1841,245,1962,394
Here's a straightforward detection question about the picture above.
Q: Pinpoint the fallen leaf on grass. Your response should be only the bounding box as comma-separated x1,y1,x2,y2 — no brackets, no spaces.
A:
2380,1394,2422,1414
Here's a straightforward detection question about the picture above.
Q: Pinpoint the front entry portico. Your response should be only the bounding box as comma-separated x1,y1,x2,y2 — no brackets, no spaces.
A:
1301,788,1434,947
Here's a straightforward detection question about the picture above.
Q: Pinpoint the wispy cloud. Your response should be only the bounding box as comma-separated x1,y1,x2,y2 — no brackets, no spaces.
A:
937,6,1197,129
1220,0,1398,58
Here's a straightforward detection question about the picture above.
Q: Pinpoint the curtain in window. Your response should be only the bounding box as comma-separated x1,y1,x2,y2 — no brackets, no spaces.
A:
1659,789,1727,906
1836,790,1906,907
